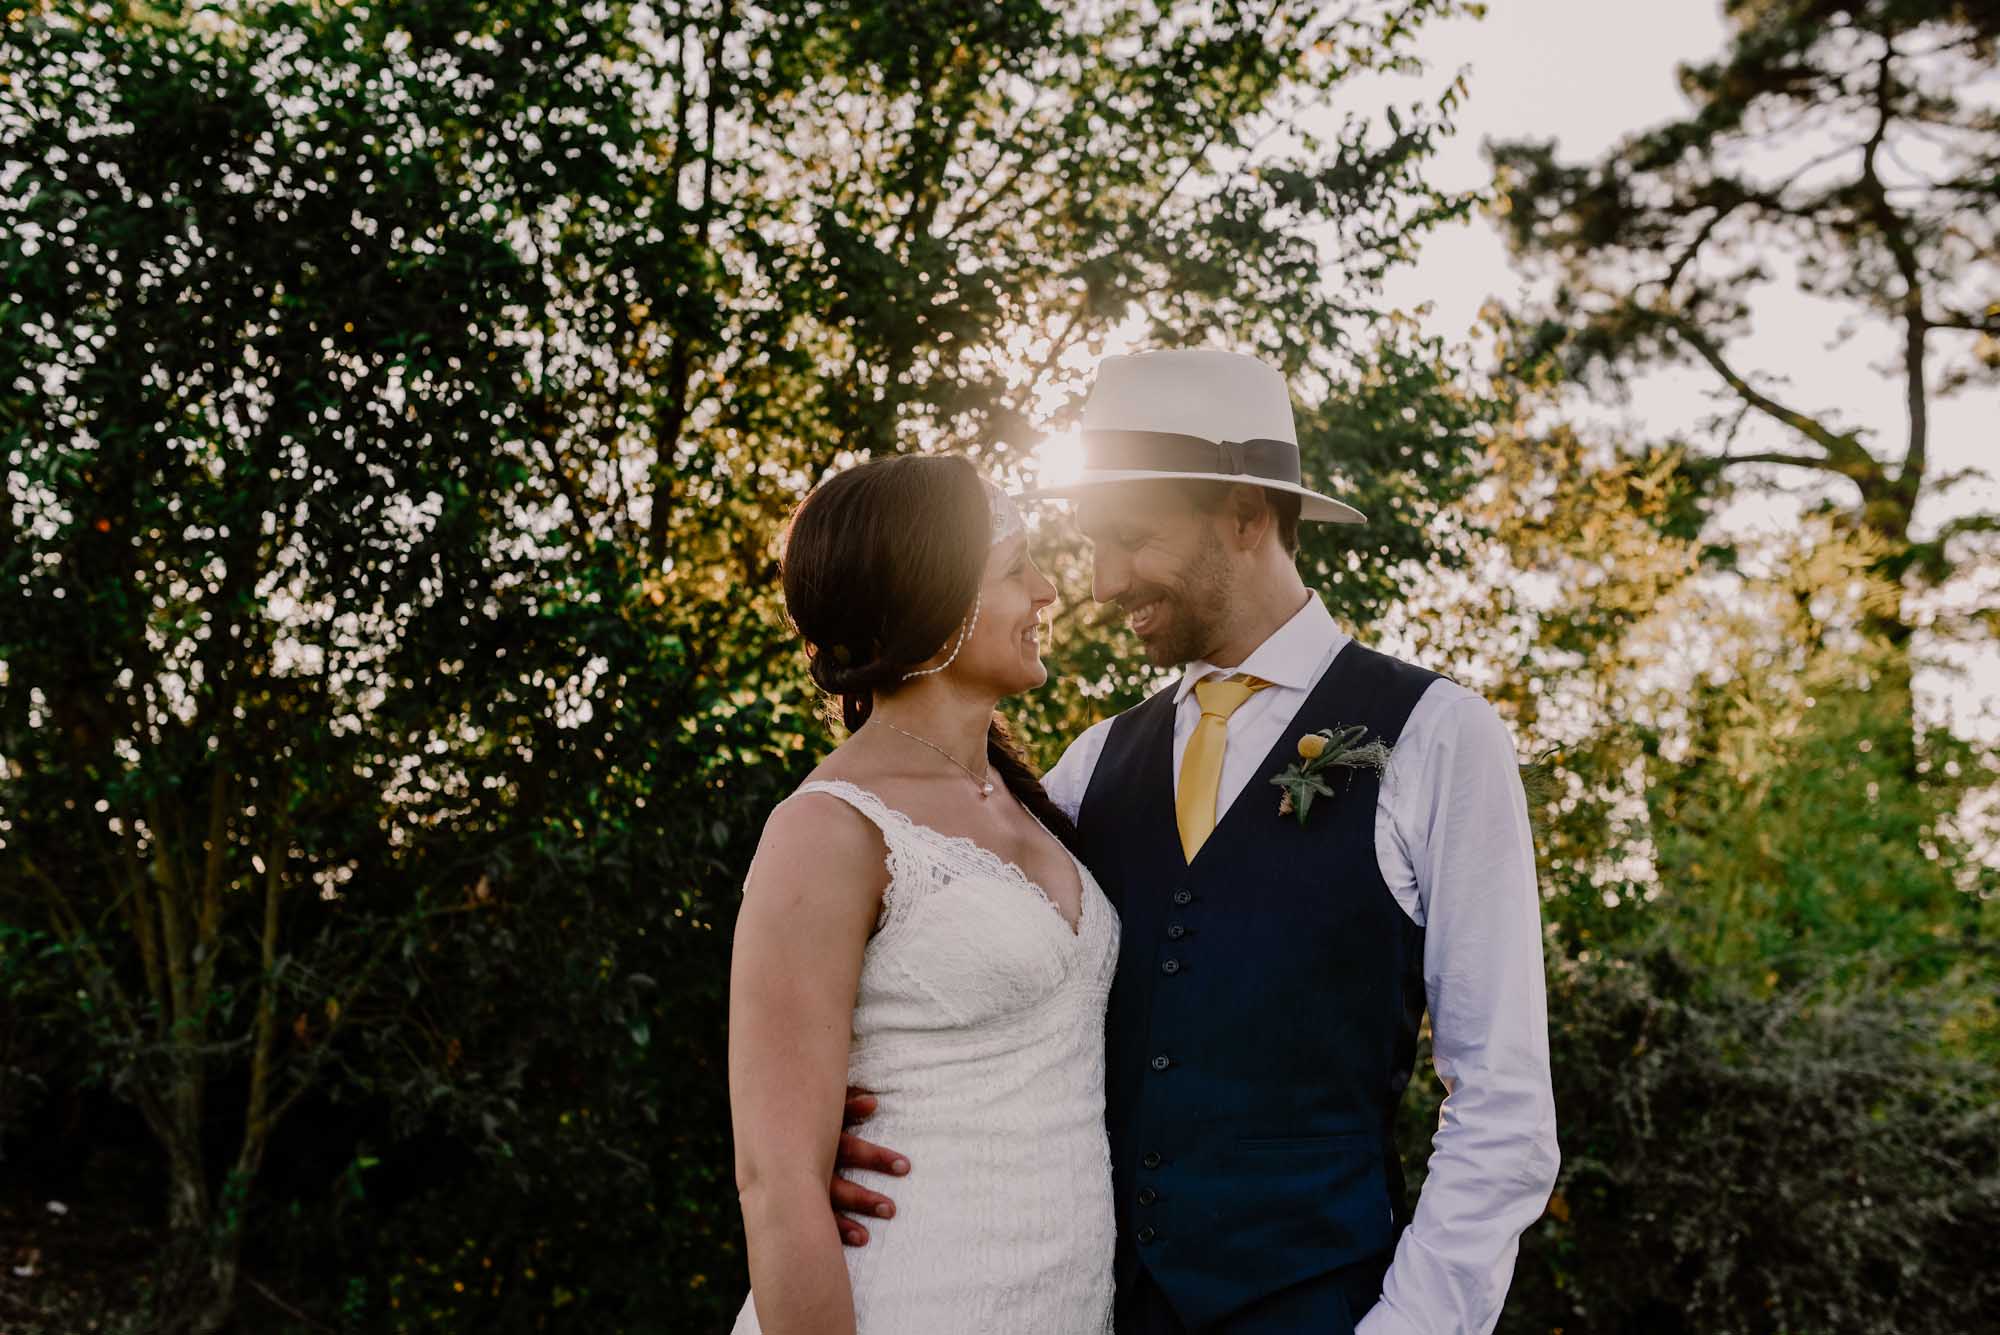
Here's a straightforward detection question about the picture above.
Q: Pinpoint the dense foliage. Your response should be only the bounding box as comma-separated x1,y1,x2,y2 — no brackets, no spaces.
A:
2,2,1993,1333
1,1,1488,1330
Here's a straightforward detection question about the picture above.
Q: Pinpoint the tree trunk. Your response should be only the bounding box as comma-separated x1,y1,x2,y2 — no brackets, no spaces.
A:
1852,469,1921,783
153,1177,249,1335
154,1134,222,1333
149,1057,251,1333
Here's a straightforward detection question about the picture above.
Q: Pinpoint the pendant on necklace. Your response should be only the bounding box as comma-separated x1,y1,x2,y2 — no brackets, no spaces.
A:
980,783,993,797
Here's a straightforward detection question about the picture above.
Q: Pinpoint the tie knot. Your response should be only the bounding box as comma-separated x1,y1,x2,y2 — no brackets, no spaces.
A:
1193,674,1269,721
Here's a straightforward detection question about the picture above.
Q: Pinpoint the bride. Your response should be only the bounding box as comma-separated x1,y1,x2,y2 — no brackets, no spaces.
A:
728,454,1119,1334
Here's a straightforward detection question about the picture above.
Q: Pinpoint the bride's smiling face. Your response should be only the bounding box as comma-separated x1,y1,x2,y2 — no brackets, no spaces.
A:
947,532,1058,696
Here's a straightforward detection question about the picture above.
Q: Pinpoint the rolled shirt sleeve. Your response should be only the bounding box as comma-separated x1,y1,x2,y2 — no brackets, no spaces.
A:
1358,693,1561,1335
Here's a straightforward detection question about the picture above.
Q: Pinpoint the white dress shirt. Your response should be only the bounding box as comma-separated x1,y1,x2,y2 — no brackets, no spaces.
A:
1042,592,1560,1335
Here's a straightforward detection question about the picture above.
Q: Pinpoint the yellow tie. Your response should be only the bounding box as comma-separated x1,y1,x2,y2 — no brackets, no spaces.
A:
1176,675,1272,861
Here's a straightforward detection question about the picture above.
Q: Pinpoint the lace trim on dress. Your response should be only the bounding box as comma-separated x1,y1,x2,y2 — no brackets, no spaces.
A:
793,779,1086,938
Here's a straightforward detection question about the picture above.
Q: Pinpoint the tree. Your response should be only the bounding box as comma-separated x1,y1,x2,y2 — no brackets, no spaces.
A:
0,3,738,1329
1,1,1495,1329
1488,0,2000,774
1353,306,1999,991
1380,332,2000,1333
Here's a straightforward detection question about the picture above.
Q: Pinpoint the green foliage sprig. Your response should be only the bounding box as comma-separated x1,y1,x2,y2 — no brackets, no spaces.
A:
1269,724,1394,824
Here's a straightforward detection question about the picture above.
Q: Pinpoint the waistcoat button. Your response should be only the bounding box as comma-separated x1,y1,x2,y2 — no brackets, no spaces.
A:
1173,889,1193,905
1161,958,1180,975
1136,1188,1158,1206
1137,1226,1158,1245
1150,1054,1170,1071
1166,924,1186,939
1142,1151,1162,1170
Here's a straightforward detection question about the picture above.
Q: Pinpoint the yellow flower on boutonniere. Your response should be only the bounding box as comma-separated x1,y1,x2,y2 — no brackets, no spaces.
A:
1270,724,1394,825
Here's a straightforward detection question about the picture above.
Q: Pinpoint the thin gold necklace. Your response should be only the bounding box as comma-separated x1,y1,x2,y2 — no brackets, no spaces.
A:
874,718,996,798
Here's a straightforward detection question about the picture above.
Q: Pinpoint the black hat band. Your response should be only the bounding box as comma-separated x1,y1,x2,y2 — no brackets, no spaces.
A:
1080,430,1302,487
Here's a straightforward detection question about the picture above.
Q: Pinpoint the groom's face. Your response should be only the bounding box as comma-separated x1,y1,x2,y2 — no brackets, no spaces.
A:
1075,485,1235,668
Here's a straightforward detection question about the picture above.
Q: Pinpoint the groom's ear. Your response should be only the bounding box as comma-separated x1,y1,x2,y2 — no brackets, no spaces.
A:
1223,483,1280,552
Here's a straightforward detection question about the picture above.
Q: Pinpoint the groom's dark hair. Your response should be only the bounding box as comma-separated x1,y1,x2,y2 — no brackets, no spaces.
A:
781,453,1081,852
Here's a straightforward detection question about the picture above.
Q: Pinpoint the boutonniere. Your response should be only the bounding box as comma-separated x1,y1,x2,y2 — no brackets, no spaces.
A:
1270,724,1394,825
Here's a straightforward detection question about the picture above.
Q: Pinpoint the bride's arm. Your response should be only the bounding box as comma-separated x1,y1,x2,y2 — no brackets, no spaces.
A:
730,795,887,1335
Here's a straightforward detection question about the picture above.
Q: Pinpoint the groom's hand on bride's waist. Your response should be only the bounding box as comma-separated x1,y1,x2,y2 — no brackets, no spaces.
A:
831,1086,908,1247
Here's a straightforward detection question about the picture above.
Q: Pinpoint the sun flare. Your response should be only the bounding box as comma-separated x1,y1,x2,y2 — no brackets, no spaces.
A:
1031,430,1087,488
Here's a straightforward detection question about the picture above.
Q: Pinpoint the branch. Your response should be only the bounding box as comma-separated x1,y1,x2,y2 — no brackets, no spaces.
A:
22,854,143,1041
239,815,287,1177
1905,513,2000,583
1714,450,1866,473
1660,202,1739,292
242,1276,340,1335
1132,0,1301,244
265,898,495,1130
1001,1,1307,423
1932,512,2000,544
1655,141,1862,294
1655,313,1880,483
936,87,1057,242
147,793,192,1027
119,820,167,1032
193,763,229,1007
529,415,600,554
1929,307,2000,334
645,3,734,566
1860,33,1928,499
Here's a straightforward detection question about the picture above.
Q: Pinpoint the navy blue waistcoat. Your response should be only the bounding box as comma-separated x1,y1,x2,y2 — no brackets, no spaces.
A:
1077,639,1439,1331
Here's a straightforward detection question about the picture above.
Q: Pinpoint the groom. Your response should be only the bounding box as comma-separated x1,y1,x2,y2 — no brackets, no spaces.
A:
832,349,1559,1334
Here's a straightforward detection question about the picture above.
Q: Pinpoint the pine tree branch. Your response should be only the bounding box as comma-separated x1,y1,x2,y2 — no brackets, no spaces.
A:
1661,202,1740,292
1653,313,1880,484
1929,307,2000,333
1715,451,1858,472
1859,36,1930,499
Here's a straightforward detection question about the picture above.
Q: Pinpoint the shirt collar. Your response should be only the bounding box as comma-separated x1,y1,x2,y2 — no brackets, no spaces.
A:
1172,591,1350,706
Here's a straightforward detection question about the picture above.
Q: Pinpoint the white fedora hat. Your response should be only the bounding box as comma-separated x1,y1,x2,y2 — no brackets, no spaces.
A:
1020,348,1366,524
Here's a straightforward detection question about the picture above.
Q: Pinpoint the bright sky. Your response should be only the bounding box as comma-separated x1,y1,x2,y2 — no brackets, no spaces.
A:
1377,4,1734,337
1374,1,1997,738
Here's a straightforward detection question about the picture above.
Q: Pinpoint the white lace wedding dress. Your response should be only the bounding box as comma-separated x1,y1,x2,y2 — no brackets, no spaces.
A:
730,779,1120,1335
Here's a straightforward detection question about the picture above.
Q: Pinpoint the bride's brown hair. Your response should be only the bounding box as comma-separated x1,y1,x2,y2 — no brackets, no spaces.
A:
781,454,1079,852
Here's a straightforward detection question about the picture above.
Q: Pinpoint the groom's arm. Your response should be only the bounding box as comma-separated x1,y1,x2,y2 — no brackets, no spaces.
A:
1359,692,1560,1335
1040,718,1115,825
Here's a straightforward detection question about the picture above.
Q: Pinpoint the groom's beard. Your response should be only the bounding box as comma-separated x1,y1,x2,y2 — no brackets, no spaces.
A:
1125,527,1235,668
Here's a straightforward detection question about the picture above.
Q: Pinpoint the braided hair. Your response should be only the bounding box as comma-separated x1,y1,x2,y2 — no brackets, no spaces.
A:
780,454,1079,853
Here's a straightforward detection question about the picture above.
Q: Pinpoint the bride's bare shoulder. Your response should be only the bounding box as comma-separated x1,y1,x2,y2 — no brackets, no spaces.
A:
743,773,892,913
